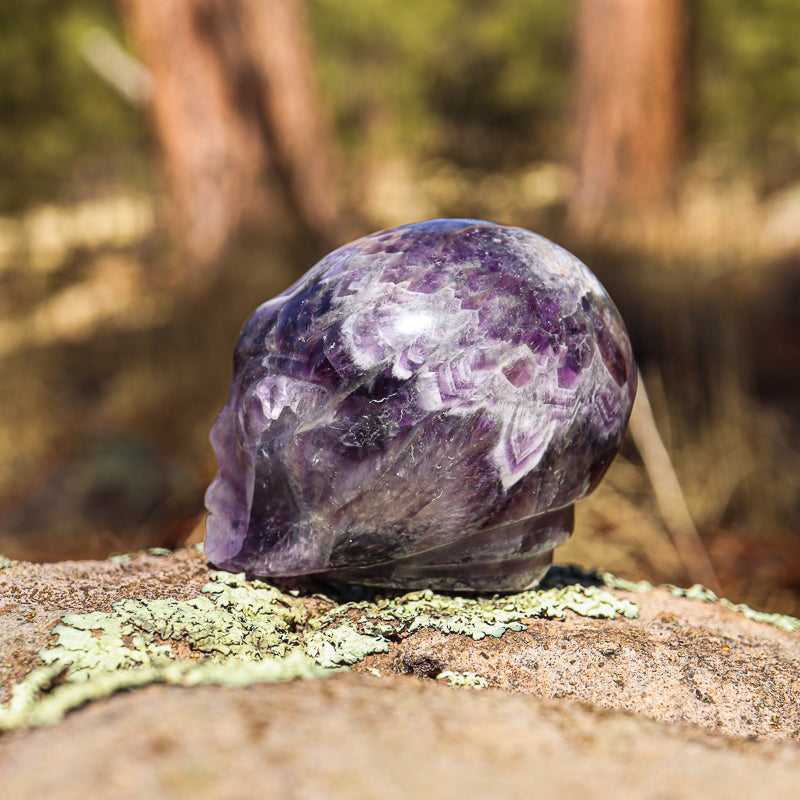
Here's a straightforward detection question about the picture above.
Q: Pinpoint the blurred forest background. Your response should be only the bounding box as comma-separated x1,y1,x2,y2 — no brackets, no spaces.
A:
1,0,800,613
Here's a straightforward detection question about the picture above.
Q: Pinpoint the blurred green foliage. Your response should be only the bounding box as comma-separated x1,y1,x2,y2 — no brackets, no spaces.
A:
694,0,800,191
0,0,146,212
1,0,800,212
309,0,571,169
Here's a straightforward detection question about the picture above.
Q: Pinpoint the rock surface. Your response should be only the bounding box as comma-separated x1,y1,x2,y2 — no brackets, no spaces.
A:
1,547,799,798
4,675,800,800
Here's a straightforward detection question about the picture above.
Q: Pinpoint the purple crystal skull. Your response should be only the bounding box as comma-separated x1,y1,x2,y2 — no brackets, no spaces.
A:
205,219,636,591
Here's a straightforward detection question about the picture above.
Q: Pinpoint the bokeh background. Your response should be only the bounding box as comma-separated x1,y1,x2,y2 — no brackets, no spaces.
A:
1,0,799,613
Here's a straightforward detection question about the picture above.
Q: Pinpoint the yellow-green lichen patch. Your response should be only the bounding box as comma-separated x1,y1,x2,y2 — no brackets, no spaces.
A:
0,554,16,569
554,565,800,635
146,547,173,556
0,654,326,731
592,569,800,634
107,553,133,563
436,671,489,689
0,572,320,731
304,624,389,668
303,581,640,667
23,561,799,734
667,584,800,633
38,571,308,683
498,584,640,621
666,584,719,603
597,571,655,593
719,600,800,633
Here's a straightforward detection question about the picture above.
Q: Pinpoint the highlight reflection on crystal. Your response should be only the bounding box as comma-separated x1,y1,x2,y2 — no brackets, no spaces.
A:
205,219,636,591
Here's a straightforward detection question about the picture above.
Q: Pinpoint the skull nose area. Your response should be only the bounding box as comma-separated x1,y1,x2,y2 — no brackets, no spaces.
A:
204,398,255,569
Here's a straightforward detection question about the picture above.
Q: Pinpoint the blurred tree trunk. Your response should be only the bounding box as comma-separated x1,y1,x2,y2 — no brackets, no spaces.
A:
568,0,688,234
118,0,344,275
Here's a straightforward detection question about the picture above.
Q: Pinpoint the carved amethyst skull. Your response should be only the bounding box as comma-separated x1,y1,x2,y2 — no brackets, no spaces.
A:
205,219,636,591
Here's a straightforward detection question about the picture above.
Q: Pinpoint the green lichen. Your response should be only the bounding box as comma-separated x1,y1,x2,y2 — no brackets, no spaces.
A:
303,582,639,668
667,583,800,633
719,600,800,633
38,571,307,685
0,571,320,731
503,584,640,621
146,546,173,557
0,554,15,569
436,670,489,690
305,624,389,668
2,564,642,732
12,558,796,733
593,567,800,633
666,584,719,603
0,654,325,731
598,571,655,593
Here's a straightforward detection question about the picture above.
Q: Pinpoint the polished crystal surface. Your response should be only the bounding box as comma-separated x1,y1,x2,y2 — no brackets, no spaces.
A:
205,219,636,591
